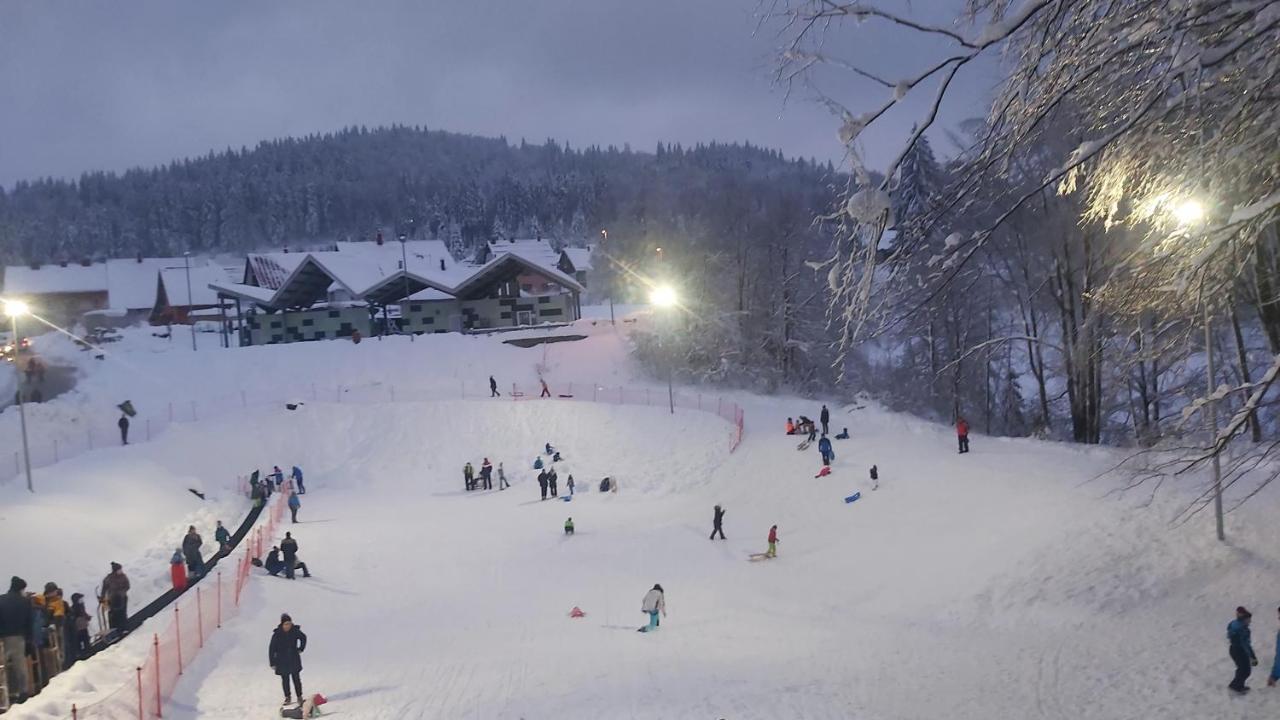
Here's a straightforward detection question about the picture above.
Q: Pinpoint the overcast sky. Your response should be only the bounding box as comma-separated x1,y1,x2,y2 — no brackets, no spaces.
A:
0,0,997,188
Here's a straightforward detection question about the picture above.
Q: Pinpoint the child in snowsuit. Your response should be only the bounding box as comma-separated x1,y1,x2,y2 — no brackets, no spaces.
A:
170,550,187,592
835,427,850,439
767,525,779,558
957,417,970,454
818,435,834,466
870,465,879,490
640,584,666,632
215,520,232,554
564,518,574,535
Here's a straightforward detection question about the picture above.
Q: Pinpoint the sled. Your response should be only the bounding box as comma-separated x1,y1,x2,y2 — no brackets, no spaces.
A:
844,492,861,504
796,440,812,451
814,466,832,478
561,495,572,502
748,553,773,562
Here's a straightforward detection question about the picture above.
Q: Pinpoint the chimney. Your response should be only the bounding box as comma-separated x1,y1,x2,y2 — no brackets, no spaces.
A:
283,245,289,254
136,252,144,263
439,258,445,271
376,231,384,246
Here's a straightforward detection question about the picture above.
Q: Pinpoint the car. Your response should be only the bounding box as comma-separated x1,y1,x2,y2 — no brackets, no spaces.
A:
1,336,28,361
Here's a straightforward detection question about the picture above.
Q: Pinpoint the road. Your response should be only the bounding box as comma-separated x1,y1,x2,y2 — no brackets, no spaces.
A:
2,353,77,408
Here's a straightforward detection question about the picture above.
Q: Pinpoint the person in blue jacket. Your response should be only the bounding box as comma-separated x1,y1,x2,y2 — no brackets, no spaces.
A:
818,434,834,467
1269,606,1280,688
291,466,305,494
1228,606,1258,693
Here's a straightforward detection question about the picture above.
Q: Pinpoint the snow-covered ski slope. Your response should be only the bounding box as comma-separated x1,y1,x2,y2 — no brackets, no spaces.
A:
6,317,1280,719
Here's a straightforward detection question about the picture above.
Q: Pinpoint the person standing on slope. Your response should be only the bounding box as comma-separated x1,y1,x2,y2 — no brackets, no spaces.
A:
766,525,779,558
540,378,551,398
464,462,475,492
818,434,834,467
820,404,830,436
1269,606,1280,688
639,584,666,632
288,491,302,523
100,562,130,631
215,520,232,555
489,375,500,398
182,526,204,580
710,505,726,540
269,613,308,706
1229,606,1258,693
956,416,970,454
548,467,559,497
497,462,509,490
118,414,130,445
281,533,300,580
566,474,575,496
480,458,493,490
538,469,549,500
291,465,306,494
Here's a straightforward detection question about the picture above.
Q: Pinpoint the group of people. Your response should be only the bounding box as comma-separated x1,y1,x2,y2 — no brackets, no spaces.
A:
0,576,94,704
707,506,780,558
263,532,312,580
787,405,844,468
464,458,509,491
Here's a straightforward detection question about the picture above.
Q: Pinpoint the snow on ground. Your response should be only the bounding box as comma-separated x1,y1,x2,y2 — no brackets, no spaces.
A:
5,314,1280,719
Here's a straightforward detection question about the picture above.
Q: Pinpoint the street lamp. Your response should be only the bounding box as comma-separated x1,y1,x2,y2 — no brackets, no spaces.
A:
4,298,34,493
601,229,614,326
1175,197,1224,542
649,284,678,414
399,233,414,342
184,252,197,351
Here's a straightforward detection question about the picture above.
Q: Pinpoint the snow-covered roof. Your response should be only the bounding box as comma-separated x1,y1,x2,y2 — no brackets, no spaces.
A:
3,262,109,295
208,281,278,306
159,266,233,307
245,253,308,289
561,246,594,272
106,258,200,310
486,238,562,269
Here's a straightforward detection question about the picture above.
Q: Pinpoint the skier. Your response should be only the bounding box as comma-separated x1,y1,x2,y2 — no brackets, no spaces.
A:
271,465,285,488
288,491,302,523
870,464,879,490
464,462,475,492
170,550,188,592
548,467,559,497
710,505,726,540
281,533,301,580
291,465,306,494
269,613,308,706
0,576,33,704
100,562,130,631
818,434,834,466
497,462,510,490
566,474,575,496
639,584,666,632
215,520,232,554
1270,606,1280,688
182,526,204,579
118,414,130,445
956,416,970,454
489,375,500,398
538,469,549,500
480,458,493,490
766,525,779,558
564,517,575,535
540,378,551,398
835,427,850,439
1229,606,1258,693
820,404,830,435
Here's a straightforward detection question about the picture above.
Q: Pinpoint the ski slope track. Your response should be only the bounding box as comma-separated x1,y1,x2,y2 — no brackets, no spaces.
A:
5,320,1280,719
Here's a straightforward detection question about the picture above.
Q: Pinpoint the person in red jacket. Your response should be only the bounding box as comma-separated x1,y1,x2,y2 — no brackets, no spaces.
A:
170,550,187,592
956,416,970,454
766,525,779,558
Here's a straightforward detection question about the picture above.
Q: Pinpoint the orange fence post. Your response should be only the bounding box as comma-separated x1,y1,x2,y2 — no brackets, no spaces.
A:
196,588,204,648
136,667,144,720
153,634,162,718
174,606,183,676
216,572,223,628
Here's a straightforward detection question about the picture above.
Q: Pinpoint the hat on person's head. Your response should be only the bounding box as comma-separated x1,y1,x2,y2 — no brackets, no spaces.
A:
71,592,84,603
111,562,122,572
44,582,58,594
280,613,292,623
1237,606,1252,617
9,576,26,592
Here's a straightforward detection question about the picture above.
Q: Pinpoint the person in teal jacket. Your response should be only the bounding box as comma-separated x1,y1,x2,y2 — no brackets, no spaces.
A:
1228,606,1258,693
1270,606,1280,688
288,491,302,524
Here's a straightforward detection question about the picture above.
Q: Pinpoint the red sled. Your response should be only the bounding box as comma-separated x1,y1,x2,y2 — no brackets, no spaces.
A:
569,606,586,618
814,466,832,478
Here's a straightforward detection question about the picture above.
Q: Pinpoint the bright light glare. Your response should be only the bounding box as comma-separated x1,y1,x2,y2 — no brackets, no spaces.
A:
649,285,678,308
1173,199,1205,226
2,299,29,318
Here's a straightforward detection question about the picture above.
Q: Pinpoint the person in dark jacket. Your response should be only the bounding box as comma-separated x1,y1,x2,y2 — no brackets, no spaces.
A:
269,613,308,705
548,467,559,497
67,593,91,668
118,414,130,445
0,576,34,701
215,520,232,554
1269,606,1280,688
291,465,306,494
538,470,549,500
281,533,301,579
710,505,726,540
182,526,204,579
100,563,130,631
820,404,830,435
480,458,493,490
818,435,834,466
489,375,500,398
463,462,475,492
1229,606,1258,692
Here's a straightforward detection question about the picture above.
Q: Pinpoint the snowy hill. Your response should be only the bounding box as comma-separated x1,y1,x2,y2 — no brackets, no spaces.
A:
4,318,1280,719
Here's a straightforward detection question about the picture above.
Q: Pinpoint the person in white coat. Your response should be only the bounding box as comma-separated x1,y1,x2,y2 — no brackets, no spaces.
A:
640,584,666,632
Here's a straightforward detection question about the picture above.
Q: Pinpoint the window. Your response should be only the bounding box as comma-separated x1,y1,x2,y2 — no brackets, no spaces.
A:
541,308,563,317
516,310,534,325
422,316,434,325
410,304,422,312
500,311,512,320
537,296,550,304
302,318,314,327
271,334,283,343
328,310,340,319
315,331,326,339
270,321,282,329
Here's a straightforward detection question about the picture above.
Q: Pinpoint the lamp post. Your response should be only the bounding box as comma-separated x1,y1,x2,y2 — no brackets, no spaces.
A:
399,233,414,342
4,299,34,493
184,252,197,351
601,229,614,326
649,285,678,414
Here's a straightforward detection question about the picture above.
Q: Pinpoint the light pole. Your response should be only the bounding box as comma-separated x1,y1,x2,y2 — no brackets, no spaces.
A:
601,229,614,326
184,252,197,351
399,233,414,342
4,299,34,493
649,285,678,414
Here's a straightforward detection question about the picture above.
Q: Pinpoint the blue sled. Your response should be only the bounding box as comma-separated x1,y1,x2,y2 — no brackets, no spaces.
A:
562,496,572,502
844,492,861,504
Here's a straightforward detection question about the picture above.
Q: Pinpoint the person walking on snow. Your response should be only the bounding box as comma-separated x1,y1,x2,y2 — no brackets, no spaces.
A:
956,416,971,454
489,375,500,398
1229,606,1258,693
540,378,551,398
182,526,204,579
498,462,509,490
118,414,130,445
538,469,549,500
818,434,834,466
464,462,475,492
291,465,306,494
480,458,493,490
215,520,232,554
1268,606,1280,688
766,525,779,558
288,491,302,523
640,584,666,632
269,613,308,706
566,474,575,496
710,505,726,540
820,404,830,436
